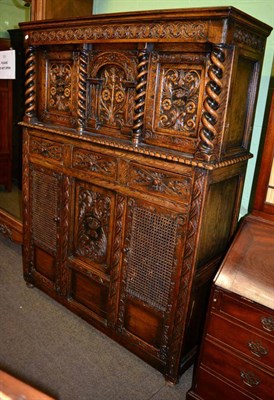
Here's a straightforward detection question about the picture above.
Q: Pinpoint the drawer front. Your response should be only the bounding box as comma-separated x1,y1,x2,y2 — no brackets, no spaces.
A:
203,339,273,400
72,147,117,180
207,313,273,370
215,291,274,337
129,163,192,204
29,136,65,165
193,366,256,400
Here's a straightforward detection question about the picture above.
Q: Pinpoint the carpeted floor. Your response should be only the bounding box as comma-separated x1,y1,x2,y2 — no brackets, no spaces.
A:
0,236,193,400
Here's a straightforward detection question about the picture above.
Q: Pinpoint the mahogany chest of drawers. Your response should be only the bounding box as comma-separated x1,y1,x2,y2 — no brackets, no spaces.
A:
19,7,272,383
186,214,274,399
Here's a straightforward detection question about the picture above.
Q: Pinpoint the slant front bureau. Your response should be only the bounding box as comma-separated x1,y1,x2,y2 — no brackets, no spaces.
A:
19,7,272,383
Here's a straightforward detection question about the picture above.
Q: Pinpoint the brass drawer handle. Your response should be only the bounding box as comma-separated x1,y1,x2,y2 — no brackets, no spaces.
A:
261,316,274,332
240,370,260,387
247,340,268,357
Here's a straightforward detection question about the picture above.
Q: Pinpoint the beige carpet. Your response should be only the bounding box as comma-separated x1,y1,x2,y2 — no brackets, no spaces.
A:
0,236,193,400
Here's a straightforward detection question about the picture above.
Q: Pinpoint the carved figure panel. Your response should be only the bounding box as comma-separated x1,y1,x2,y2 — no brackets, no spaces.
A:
87,51,138,137
74,183,115,269
144,51,206,153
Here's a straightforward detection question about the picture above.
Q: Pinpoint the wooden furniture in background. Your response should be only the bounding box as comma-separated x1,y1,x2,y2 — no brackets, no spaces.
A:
0,370,55,400
186,93,274,399
0,38,12,193
30,0,93,20
19,7,271,383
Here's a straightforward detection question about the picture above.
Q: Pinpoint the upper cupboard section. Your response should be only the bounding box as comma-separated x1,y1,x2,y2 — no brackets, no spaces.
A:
20,7,272,164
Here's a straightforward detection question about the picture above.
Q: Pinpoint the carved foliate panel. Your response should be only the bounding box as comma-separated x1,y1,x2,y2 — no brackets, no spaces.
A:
129,163,192,205
144,51,206,153
72,147,117,180
37,47,79,128
74,182,115,271
30,137,64,164
87,50,138,138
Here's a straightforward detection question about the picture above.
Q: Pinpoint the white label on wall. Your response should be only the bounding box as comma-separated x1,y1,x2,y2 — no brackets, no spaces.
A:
0,50,16,79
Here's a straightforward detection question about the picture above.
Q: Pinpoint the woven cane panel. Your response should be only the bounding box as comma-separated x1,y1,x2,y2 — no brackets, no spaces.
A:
126,206,177,312
31,169,59,252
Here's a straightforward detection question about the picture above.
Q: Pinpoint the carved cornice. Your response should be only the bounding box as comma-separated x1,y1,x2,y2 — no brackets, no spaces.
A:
233,27,265,51
29,21,208,44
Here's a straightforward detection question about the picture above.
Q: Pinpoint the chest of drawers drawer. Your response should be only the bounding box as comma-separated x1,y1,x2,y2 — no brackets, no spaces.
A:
29,136,65,165
207,312,273,370
203,338,273,400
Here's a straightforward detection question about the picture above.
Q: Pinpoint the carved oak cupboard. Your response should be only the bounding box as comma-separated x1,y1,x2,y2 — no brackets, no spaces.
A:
19,7,272,383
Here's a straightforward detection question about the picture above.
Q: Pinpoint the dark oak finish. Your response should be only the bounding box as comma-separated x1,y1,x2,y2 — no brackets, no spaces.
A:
19,7,272,383
186,91,274,398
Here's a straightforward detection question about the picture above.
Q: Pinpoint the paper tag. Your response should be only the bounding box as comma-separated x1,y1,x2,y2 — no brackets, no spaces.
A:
0,50,16,79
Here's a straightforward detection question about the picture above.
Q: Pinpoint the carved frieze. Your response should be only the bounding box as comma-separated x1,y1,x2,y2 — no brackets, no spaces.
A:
233,27,265,51
30,21,208,44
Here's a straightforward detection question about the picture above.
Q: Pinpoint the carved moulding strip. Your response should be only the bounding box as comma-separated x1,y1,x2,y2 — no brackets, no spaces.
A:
196,45,226,162
108,195,126,329
29,21,208,44
166,169,207,381
20,121,252,171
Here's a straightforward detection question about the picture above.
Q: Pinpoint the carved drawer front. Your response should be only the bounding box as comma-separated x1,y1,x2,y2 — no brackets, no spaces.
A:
129,163,192,204
203,339,273,399
118,197,187,354
214,291,274,336
73,180,116,274
37,46,78,128
207,313,273,370
29,137,64,165
72,147,117,180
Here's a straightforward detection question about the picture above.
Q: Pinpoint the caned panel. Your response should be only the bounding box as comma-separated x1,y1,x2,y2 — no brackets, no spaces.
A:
30,168,59,252
125,204,178,312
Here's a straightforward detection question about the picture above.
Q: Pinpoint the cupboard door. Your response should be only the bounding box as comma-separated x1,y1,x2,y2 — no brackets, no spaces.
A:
26,164,70,294
117,197,187,360
67,180,116,324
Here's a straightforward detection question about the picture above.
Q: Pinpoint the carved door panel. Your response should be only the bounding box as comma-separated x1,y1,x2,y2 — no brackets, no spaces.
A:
117,197,188,361
86,46,138,139
26,164,71,294
67,180,116,324
36,45,81,128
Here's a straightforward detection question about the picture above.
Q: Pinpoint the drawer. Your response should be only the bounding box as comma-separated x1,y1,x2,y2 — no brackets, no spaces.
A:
129,163,192,204
207,312,273,370
72,147,117,180
190,366,256,400
214,290,274,337
202,338,273,400
29,137,65,165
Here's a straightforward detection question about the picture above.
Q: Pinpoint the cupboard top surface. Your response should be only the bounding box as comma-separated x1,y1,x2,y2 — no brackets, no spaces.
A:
214,214,274,310
19,6,272,45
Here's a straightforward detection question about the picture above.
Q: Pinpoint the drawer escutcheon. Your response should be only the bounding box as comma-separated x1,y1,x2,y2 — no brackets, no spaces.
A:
247,340,268,357
240,370,260,388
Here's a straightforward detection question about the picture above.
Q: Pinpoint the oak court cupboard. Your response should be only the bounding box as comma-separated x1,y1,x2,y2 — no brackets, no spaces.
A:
19,7,272,383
